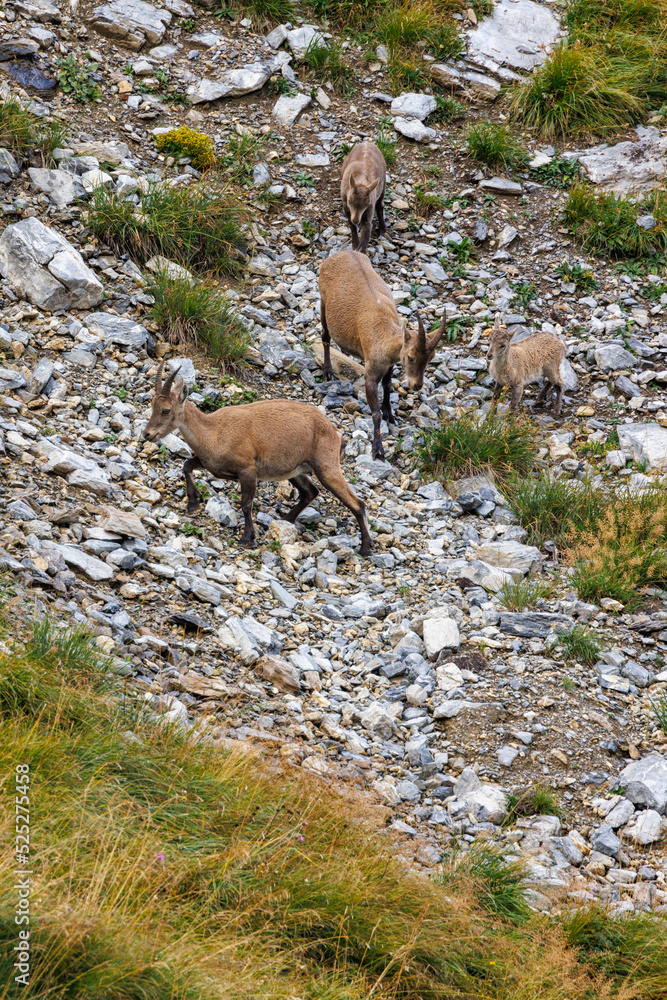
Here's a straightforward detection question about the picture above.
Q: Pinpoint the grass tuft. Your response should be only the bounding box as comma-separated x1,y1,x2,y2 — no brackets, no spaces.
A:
503,471,607,546
437,844,530,924
466,122,528,172
552,625,602,665
0,97,39,156
148,271,249,366
498,576,554,611
564,183,667,259
649,692,667,734
505,785,564,824
85,181,247,275
417,410,537,481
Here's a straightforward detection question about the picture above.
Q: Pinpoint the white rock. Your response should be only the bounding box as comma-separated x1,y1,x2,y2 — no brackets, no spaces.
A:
187,65,270,103
435,662,464,692
476,540,542,575
431,62,501,100
619,753,667,814
624,809,664,845
393,118,437,143
81,168,113,193
27,167,80,207
423,615,460,657
573,126,667,195
617,423,667,472
0,218,103,312
455,558,514,592
205,497,237,527
89,0,172,50
286,25,325,60
272,92,311,127
390,92,436,120
361,701,396,739
467,0,560,74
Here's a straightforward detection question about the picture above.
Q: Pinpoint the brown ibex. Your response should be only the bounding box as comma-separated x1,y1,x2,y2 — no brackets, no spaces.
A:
340,142,387,254
488,313,565,416
142,364,373,555
319,249,446,460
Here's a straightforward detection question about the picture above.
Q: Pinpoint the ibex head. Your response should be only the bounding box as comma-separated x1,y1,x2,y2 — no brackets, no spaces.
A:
400,312,446,391
348,174,376,226
142,363,188,443
487,313,510,360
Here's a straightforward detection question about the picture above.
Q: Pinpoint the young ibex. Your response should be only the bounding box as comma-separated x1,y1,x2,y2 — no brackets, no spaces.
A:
142,364,373,555
319,249,446,460
488,313,565,416
340,141,387,254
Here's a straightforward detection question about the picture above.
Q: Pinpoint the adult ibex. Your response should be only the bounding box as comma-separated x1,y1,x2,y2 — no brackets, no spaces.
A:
319,249,446,460
340,141,387,254
142,364,373,555
488,313,565,416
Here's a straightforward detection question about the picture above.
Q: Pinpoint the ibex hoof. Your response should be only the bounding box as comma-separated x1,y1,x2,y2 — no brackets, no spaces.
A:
372,446,386,462
186,501,201,514
360,543,372,557
240,535,256,548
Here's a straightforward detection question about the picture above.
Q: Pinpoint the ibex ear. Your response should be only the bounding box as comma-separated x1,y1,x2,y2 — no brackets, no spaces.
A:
174,378,188,402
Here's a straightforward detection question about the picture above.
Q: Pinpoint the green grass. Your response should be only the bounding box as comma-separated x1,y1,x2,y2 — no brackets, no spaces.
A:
563,906,667,993
505,785,564,825
417,410,537,481
303,37,351,91
2,603,667,999
148,271,249,366
503,471,607,546
564,183,667,259
219,130,266,185
512,281,537,311
414,183,446,217
0,97,39,156
377,121,397,166
497,576,554,611
648,692,667,733
466,122,529,172
555,260,598,290
552,625,602,665
436,844,530,925
427,20,464,60
85,181,247,275
432,90,466,122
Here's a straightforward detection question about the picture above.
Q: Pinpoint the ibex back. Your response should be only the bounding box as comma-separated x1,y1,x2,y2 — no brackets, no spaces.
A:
142,364,373,555
319,249,445,460
340,142,387,254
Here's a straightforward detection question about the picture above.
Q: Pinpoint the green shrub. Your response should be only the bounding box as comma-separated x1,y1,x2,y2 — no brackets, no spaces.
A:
417,410,537,480
155,126,216,170
507,41,644,138
466,122,528,171
377,121,397,166
85,181,246,275
498,576,553,611
58,54,101,102
427,20,464,60
562,906,667,990
555,260,598,290
148,271,249,365
564,183,667,259
303,37,351,90
535,154,581,188
432,91,466,122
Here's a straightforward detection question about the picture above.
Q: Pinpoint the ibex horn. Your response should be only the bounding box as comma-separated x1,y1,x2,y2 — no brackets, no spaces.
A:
494,312,502,331
155,361,164,393
162,364,181,396
429,312,447,351
416,312,427,350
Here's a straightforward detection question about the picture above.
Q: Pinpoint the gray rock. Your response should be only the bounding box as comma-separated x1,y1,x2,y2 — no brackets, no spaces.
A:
390,92,436,121
480,179,522,196
360,701,396,739
595,343,635,372
637,214,656,230
496,224,519,249
615,374,641,398
621,659,650,688
396,778,421,802
28,357,54,395
421,260,447,283
619,753,667,814
8,500,38,520
605,798,634,829
498,612,575,638
0,217,103,312
617,423,667,472
393,118,437,143
467,0,560,74
590,824,620,859
27,167,81,207
0,149,20,183
574,126,667,195
50,542,114,581
89,0,172,50
166,356,196,386
286,25,325,60
0,367,27,391
497,745,519,766
453,559,513,592
272,93,311,127
431,62,501,100
187,64,270,103
266,24,289,48
205,497,238,527
625,809,664,845
86,312,150,349
295,152,330,167
549,836,584,866
252,163,271,186
560,357,578,390
475,540,542,575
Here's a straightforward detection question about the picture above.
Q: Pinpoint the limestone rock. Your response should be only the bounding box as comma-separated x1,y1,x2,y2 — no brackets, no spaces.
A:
272,92,311,127
498,612,575,638
393,118,437,143
617,423,667,472
467,0,560,74
257,654,301,693
0,217,104,312
390,92,436,121
619,753,667,814
475,540,542,575
423,614,460,657
187,65,270,103
286,25,325,60
27,167,81,207
86,312,150,349
89,0,172,50
595,343,635,372
624,809,664,845
573,127,667,195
